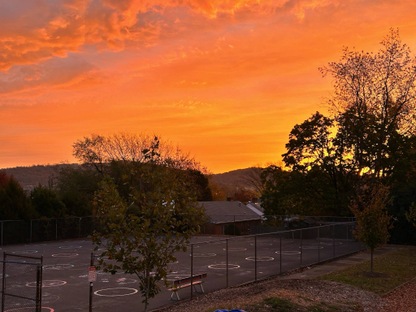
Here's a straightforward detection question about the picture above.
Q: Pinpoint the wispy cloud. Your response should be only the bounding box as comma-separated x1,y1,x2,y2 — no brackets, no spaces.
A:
1,0,416,172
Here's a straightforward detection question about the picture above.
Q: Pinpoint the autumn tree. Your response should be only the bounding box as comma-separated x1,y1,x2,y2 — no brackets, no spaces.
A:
265,30,416,222
320,28,416,177
73,133,205,310
350,182,392,273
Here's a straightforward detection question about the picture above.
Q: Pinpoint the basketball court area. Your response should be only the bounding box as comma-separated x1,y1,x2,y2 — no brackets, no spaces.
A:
0,232,362,312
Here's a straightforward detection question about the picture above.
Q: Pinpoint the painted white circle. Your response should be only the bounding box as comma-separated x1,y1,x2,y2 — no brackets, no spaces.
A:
44,264,74,270
223,247,247,252
191,252,216,257
208,263,240,270
52,253,79,258
11,250,38,254
245,256,274,262
59,245,82,249
94,287,138,297
275,250,301,256
5,307,54,312
26,280,67,288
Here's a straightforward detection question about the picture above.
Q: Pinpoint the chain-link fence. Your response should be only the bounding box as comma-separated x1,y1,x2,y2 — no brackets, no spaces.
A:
168,222,363,299
1,253,43,312
0,217,94,246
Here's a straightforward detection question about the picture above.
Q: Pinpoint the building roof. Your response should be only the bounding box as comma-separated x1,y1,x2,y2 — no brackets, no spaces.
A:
199,201,262,224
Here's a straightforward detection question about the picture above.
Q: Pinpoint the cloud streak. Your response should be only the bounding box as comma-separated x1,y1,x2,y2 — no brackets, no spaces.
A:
0,0,342,71
1,0,416,172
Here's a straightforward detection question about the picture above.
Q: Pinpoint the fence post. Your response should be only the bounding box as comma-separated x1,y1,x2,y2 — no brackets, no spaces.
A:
190,244,194,299
30,220,33,243
78,217,82,238
89,252,94,312
2,252,6,311
55,219,58,241
226,239,229,288
317,226,321,263
300,229,303,266
254,235,257,281
332,224,336,258
279,235,282,274
35,264,42,312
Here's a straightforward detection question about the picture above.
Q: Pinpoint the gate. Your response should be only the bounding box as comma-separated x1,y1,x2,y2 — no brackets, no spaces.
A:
1,252,43,312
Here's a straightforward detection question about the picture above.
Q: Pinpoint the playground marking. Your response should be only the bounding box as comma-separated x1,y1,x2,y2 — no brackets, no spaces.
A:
42,293,60,304
223,247,247,252
116,277,137,285
245,256,274,262
11,250,38,255
275,250,301,256
208,263,240,270
59,245,82,250
191,252,216,257
300,245,324,250
94,287,138,297
44,264,74,270
5,307,54,312
26,280,67,288
51,252,79,258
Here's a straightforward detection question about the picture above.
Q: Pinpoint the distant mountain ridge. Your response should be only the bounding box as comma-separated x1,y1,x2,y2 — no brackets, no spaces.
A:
2,164,79,190
1,164,263,192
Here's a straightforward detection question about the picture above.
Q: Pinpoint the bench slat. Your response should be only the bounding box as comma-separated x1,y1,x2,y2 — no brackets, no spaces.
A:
168,273,207,300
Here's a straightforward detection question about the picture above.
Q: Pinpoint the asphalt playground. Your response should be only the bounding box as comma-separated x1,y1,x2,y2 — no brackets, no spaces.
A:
0,234,363,312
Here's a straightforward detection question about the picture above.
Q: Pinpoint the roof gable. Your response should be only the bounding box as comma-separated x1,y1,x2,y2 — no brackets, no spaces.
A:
199,201,262,224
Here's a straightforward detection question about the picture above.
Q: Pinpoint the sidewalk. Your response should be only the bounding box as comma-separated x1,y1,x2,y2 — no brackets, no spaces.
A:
281,245,398,280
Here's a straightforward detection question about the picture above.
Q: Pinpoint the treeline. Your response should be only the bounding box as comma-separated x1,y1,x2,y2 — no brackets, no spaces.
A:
261,30,416,244
0,137,212,221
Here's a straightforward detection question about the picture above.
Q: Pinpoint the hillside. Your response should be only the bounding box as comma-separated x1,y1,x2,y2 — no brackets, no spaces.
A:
2,164,264,195
1,164,79,190
208,167,263,200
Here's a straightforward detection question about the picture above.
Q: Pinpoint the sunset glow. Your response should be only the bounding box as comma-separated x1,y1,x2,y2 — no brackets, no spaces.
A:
1,0,416,173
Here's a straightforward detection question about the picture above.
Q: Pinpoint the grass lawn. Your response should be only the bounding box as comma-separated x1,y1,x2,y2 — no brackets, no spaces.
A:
210,245,416,312
321,245,416,295
196,245,416,312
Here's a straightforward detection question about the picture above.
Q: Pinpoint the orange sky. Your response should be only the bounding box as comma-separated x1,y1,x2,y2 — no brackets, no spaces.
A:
1,0,416,173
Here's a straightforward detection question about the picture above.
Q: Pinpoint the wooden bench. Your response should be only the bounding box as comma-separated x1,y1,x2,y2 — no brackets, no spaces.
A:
168,273,207,300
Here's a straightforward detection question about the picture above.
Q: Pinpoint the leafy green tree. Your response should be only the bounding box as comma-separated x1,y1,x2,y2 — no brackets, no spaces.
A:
57,165,101,216
281,112,354,215
0,171,36,220
74,134,205,310
30,185,66,218
350,182,392,273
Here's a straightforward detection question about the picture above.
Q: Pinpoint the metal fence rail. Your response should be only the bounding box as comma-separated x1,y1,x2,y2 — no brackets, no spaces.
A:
0,217,94,246
177,222,363,299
